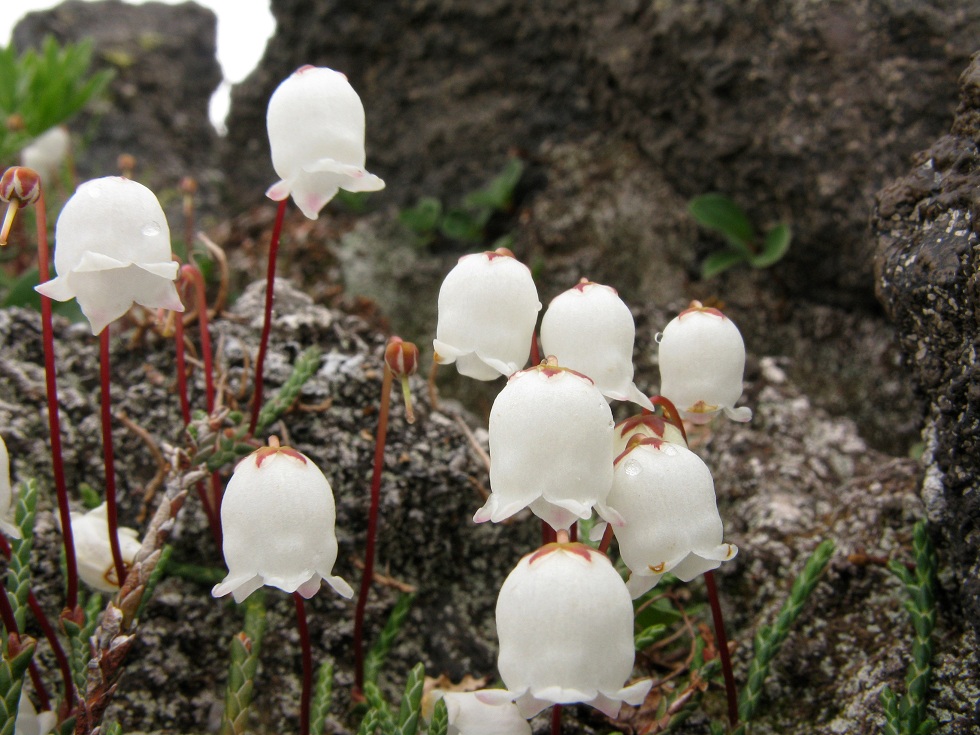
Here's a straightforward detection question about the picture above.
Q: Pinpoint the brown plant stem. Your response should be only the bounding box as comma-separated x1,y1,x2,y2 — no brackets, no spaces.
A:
99,329,128,589
35,189,79,610
249,198,289,434
293,593,312,735
704,570,738,727
352,362,393,697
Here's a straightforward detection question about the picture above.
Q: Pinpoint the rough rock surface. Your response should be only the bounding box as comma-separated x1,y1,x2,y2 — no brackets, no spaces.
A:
11,0,222,206
222,0,980,308
873,52,980,643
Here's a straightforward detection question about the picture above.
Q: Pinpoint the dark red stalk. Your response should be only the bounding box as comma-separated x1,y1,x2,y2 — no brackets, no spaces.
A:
173,311,192,423
551,703,561,735
35,190,79,609
249,198,289,434
293,593,312,735
352,363,393,696
704,570,738,726
179,264,215,413
99,329,128,588
541,521,556,545
597,523,615,555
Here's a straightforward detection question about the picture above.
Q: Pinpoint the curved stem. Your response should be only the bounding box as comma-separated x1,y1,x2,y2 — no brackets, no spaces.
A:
704,570,738,726
293,593,312,735
99,330,127,589
352,364,393,696
179,264,215,413
28,592,74,710
35,190,79,609
249,198,289,434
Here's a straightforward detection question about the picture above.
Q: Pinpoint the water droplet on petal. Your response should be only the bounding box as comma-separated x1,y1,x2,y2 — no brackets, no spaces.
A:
654,332,664,344
663,444,678,456
624,458,641,476
141,221,161,237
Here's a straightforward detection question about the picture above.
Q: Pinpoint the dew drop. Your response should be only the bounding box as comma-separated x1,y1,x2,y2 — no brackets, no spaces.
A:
654,332,664,344
663,445,678,456
141,221,161,237
623,458,641,476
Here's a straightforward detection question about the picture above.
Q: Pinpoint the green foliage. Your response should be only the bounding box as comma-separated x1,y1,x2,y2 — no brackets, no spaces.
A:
254,345,323,436
220,591,267,735
880,520,938,735
363,682,396,733
0,637,35,735
101,722,123,735
400,158,525,247
5,480,38,632
0,36,113,162
689,194,792,279
634,623,668,650
134,545,173,621
396,663,425,735
730,539,835,735
365,593,416,686
428,697,449,735
63,592,105,697
311,661,334,735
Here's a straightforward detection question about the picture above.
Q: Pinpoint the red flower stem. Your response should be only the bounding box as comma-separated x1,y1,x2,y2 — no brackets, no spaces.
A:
35,189,79,610
704,570,738,726
179,264,215,413
352,363,393,696
597,523,615,555
551,703,561,735
28,592,73,710
99,329,128,588
293,592,312,735
530,331,541,365
249,198,289,435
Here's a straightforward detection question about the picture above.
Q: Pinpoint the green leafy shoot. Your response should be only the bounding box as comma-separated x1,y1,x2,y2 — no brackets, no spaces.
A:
220,591,267,735
310,661,334,735
365,593,415,686
689,193,792,278
428,697,449,735
396,663,425,735
0,36,114,162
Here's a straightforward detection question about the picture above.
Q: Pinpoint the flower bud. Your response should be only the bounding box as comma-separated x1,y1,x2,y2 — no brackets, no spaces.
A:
0,436,21,539
0,167,42,247
67,503,143,592
434,250,541,381
540,280,653,409
492,542,651,718
266,65,385,219
212,442,352,603
385,336,420,424
34,176,184,335
657,301,752,423
608,438,737,598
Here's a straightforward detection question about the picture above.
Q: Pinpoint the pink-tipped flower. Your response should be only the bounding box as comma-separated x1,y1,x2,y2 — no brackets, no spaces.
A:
0,436,21,539
67,503,143,593
657,301,752,423
212,443,352,603
607,438,737,598
489,542,651,718
265,65,385,219
34,177,183,335
540,280,653,409
433,249,541,381
474,363,619,531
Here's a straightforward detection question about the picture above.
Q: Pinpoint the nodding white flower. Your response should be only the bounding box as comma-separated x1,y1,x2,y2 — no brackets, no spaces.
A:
68,503,143,593
657,301,751,424
266,65,385,219
491,542,652,718
0,436,21,539
16,696,57,735
540,280,653,410
614,412,688,456
608,438,737,598
212,443,352,603
433,249,541,381
20,126,70,184
474,363,619,531
34,177,183,335
425,690,531,735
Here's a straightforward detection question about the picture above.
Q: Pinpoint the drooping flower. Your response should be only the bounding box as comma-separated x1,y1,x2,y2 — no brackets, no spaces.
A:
212,442,352,603
614,410,688,455
15,696,57,735
265,65,385,219
34,176,183,335
433,249,541,381
424,690,531,735
67,503,143,593
540,280,653,409
0,435,21,539
607,438,737,598
657,301,752,423
20,126,71,184
474,362,619,531
489,542,652,718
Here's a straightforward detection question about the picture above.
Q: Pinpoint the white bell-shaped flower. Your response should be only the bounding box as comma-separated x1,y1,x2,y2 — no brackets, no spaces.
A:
426,690,531,735
67,503,143,593
491,542,652,718
212,443,352,603
614,411,688,456
34,176,183,335
433,249,541,381
0,436,21,539
657,301,752,424
20,126,71,184
540,280,653,409
607,438,737,598
474,363,618,531
266,65,385,219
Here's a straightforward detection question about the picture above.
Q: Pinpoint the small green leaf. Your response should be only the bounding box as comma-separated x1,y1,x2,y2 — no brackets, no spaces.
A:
750,223,792,268
428,698,449,735
439,208,486,243
634,623,668,650
688,194,756,252
701,249,748,279
399,197,443,235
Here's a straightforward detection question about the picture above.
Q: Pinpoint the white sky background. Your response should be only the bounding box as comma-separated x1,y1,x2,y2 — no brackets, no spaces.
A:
2,0,276,133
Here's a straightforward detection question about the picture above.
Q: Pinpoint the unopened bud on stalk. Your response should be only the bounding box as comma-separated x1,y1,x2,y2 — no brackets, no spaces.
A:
0,166,41,246
385,336,419,424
